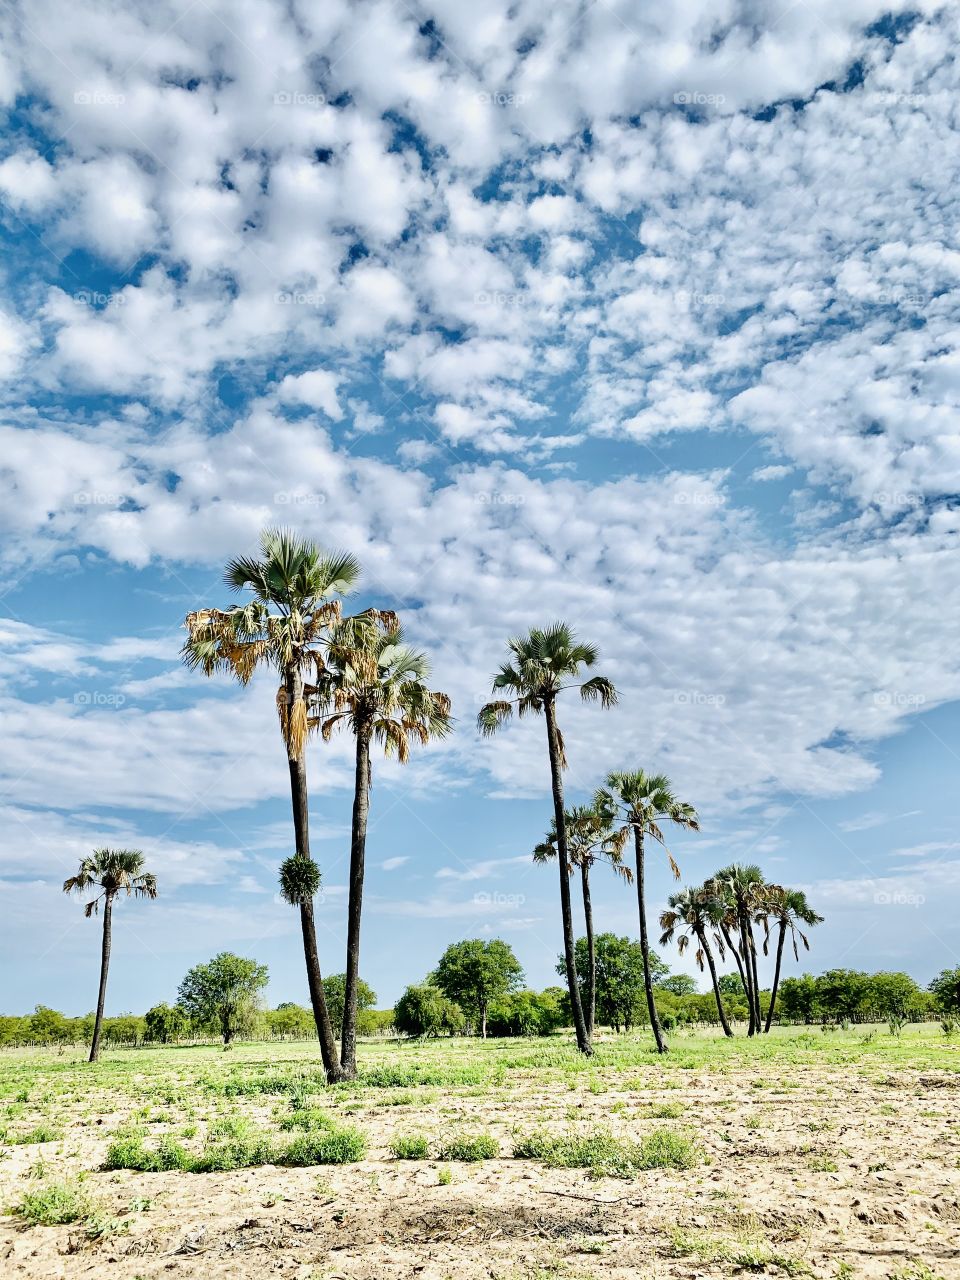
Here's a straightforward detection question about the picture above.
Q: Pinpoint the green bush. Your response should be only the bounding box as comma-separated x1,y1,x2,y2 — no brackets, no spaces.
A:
390,1134,430,1159
436,1133,500,1161
283,1126,366,1165
14,1180,91,1226
513,1126,700,1177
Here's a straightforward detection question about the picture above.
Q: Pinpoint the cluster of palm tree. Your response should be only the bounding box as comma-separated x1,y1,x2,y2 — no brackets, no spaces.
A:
181,529,451,1081
660,870,823,1037
62,529,821,1070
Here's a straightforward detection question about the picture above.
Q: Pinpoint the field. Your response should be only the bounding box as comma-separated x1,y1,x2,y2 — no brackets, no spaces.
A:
1,1027,958,1280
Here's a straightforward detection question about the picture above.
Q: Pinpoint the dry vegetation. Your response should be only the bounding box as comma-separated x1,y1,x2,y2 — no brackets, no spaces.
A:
1,1026,958,1279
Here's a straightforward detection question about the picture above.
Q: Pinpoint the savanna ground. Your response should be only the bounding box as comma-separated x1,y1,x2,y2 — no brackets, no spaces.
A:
1,1026,958,1280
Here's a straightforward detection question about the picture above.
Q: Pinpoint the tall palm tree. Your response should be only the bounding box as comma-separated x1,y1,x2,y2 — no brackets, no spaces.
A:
595,771,699,1053
319,613,451,1077
478,623,617,1056
659,884,733,1037
63,848,157,1063
182,527,359,1082
533,804,631,1037
763,887,823,1032
709,864,766,1035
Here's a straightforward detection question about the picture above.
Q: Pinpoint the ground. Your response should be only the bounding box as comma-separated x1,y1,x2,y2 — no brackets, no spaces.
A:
1,1026,958,1279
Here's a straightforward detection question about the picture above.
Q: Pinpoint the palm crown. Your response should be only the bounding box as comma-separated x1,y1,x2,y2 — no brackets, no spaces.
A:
533,805,632,882
595,770,700,878
319,614,452,758
763,885,823,959
182,527,361,755
63,848,157,917
477,622,617,758
659,885,723,969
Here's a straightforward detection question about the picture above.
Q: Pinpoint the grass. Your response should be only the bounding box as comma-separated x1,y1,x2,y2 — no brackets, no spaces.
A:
12,1179,92,1226
390,1133,430,1159
105,1119,366,1172
436,1132,500,1161
513,1126,701,1177
670,1227,812,1275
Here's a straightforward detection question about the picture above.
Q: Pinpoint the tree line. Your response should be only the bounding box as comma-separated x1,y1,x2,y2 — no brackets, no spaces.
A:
4,956,956,1048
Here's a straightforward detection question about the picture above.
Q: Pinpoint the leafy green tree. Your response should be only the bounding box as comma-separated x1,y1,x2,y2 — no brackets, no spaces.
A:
762,888,823,1031
432,939,524,1037
929,968,960,1015
318,615,450,1077
182,528,359,1080
595,771,699,1053
265,1003,316,1038
658,973,698,997
533,803,630,1038
487,989,565,1037
27,1005,75,1044
321,974,377,1038
478,623,617,1056
660,885,733,1037
177,952,269,1045
560,934,653,1032
777,974,819,1023
393,984,464,1037
144,1003,189,1043
868,972,924,1021
63,848,158,1062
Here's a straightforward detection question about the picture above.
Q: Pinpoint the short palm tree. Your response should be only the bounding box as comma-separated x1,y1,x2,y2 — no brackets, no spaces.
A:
595,770,699,1053
762,887,823,1032
659,884,733,1037
708,864,767,1035
319,613,451,1077
478,623,617,1056
533,804,631,1037
63,849,157,1062
182,527,359,1081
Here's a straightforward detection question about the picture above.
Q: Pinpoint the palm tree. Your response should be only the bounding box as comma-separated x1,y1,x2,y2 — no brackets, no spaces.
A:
595,771,699,1053
182,527,359,1082
63,848,157,1063
533,804,631,1037
763,887,823,1032
708,864,766,1035
478,623,617,1056
319,613,451,1077
659,884,733,1037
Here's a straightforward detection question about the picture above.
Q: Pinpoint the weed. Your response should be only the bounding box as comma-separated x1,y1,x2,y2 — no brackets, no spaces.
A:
390,1134,430,1159
436,1133,500,1161
13,1179,92,1226
514,1126,700,1178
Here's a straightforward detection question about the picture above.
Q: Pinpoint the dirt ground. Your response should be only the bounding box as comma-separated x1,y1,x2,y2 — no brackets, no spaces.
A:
1,1032,958,1279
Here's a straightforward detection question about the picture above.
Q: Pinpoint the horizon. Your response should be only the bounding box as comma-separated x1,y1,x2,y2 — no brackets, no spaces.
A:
2,1,960,1017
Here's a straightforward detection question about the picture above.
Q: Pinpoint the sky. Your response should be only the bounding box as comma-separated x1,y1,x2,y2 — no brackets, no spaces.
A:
1,0,959,1017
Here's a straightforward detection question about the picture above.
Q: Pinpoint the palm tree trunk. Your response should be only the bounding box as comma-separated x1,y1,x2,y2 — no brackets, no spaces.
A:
580,862,596,1039
749,924,763,1029
764,921,787,1033
698,926,734,1037
286,669,342,1082
89,891,113,1063
543,697,591,1055
722,922,752,1033
341,719,372,1078
634,828,667,1053
738,914,758,1035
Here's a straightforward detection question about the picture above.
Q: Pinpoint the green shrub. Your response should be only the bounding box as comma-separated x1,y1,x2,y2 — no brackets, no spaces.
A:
277,1108,336,1132
283,1126,366,1165
14,1180,91,1226
513,1126,700,1177
390,1134,430,1159
436,1133,499,1161
9,1124,61,1145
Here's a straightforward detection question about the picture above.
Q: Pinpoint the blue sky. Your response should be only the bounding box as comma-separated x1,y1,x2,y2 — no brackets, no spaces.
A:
2,0,959,1015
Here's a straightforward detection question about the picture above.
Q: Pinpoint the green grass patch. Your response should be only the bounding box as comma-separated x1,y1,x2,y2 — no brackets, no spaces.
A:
435,1133,500,1161
514,1126,701,1177
11,1179,92,1226
105,1120,365,1172
390,1133,430,1159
